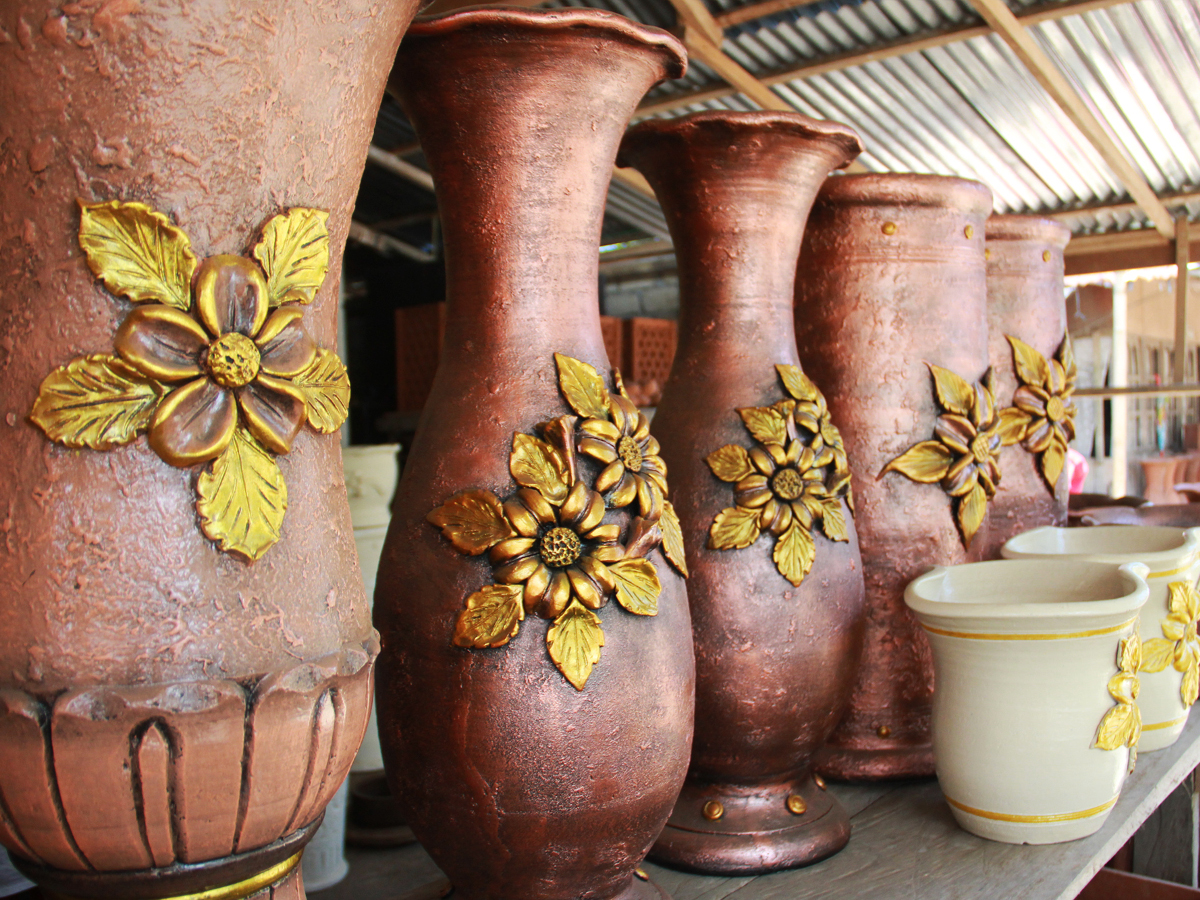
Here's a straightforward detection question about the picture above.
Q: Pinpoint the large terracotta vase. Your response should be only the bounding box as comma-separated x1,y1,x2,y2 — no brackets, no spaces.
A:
978,215,1074,559
374,11,694,900
617,113,865,873
0,3,418,898
795,174,996,781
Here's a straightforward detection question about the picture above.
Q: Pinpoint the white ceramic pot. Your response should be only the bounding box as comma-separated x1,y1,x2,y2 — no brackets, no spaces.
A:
905,559,1149,844
1002,526,1200,751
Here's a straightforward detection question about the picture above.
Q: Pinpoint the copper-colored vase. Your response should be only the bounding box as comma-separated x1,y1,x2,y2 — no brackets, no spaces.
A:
618,112,865,873
374,11,694,900
795,174,994,781
979,215,1074,558
0,2,419,898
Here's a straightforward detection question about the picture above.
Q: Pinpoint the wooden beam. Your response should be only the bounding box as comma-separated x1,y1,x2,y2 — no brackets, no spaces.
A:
669,0,724,46
611,166,657,200
1065,227,1200,275
1175,216,1190,383
367,145,434,192
683,27,792,112
637,0,1139,119
1047,188,1200,222
716,0,825,29
967,0,1174,238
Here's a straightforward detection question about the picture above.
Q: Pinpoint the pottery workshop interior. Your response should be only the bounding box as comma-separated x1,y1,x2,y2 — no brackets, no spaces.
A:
3,0,1200,899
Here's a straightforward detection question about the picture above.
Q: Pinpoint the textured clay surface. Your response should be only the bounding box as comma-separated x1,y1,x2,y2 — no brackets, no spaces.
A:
374,11,694,900
795,174,994,781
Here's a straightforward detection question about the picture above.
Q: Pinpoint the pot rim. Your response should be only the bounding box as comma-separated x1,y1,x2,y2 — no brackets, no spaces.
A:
1001,525,1200,575
904,559,1149,631
816,172,993,216
985,213,1072,248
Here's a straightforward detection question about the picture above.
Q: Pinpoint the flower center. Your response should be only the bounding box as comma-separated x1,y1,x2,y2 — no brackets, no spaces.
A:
1046,395,1066,423
772,467,804,501
617,435,643,472
970,433,992,465
207,333,260,388
540,526,582,569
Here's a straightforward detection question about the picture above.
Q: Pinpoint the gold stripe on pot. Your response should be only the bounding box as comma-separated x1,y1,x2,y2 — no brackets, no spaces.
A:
1147,557,1200,580
945,796,1118,824
46,852,302,900
920,617,1137,641
1143,714,1190,732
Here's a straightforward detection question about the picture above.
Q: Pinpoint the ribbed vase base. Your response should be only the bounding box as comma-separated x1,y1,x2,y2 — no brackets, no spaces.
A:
648,778,849,875
814,742,936,781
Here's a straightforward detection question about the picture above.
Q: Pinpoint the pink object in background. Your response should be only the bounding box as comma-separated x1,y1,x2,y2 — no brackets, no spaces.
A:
1067,448,1089,494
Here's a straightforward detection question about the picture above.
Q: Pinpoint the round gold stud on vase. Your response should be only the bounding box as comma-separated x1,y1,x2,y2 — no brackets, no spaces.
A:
795,174,996,781
0,2,420,898
374,10,693,900
619,112,866,873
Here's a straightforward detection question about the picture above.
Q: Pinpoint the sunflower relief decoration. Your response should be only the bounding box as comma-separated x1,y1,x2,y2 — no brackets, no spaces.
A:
1094,629,1142,771
1001,333,1078,490
29,201,349,561
879,364,1026,547
1142,581,1200,708
704,364,853,588
427,354,688,690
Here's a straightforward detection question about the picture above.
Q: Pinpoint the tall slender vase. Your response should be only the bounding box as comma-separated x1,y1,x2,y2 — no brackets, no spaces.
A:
979,215,1074,559
0,2,419,898
795,174,995,781
374,11,693,900
618,112,865,873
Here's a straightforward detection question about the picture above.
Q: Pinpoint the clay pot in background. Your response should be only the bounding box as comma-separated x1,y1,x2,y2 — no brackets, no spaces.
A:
375,11,694,900
618,112,865,873
978,215,1074,559
795,174,995,781
0,2,419,898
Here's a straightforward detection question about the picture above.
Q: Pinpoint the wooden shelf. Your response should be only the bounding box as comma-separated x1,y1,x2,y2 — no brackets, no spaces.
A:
315,711,1200,900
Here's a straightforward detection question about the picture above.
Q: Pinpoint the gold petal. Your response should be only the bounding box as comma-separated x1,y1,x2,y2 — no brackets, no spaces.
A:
933,414,974,454
494,555,540,585
706,444,754,482
608,558,662,616
516,488,557,525
736,485,773,509
487,536,536,565
1006,334,1051,390
253,208,330,306
546,600,605,690
773,522,816,587
609,473,638,509
544,571,572,618
595,459,627,494
238,374,308,455
1141,637,1176,674
758,497,781,531
588,523,621,543
820,498,849,542
510,433,570,506
568,567,605,610
766,442,788,466
194,255,269,339
957,482,988,547
578,555,617,594
554,353,610,419
452,584,524,649
577,490,606,533
78,200,197,310
30,354,164,450
927,363,976,417
428,490,515,555
660,500,688,578
709,506,761,550
738,405,788,446
878,440,953,483
524,565,551,611
113,305,208,381
636,477,663,520
770,501,793,536
195,426,287,560
776,363,819,402
792,501,814,530
579,436,619,464
560,480,589,523
749,446,777,476
580,417,621,443
256,308,318,377
149,378,236,467
504,498,541,537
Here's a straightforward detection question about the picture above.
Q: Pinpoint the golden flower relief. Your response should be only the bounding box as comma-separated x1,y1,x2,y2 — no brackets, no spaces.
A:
427,354,687,690
1142,581,1200,708
1094,629,1142,771
29,201,349,561
879,364,1026,547
705,364,852,588
1002,333,1078,490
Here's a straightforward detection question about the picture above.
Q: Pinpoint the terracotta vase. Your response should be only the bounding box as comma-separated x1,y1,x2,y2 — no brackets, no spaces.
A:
616,112,865,873
374,11,693,900
978,215,1074,559
794,174,995,781
0,2,419,898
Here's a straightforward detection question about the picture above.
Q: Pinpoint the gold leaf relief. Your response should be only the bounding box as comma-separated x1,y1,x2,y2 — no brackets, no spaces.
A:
78,200,197,310
1060,332,1077,381
610,558,662,616
738,405,788,446
253,208,330,306
1141,637,1175,674
1041,438,1067,488
996,406,1032,447
709,506,761,550
547,599,605,690
1006,335,1051,390
30,354,164,449
773,522,815,587
927,364,976,417
820,498,849,543
292,349,350,434
706,444,754,483
196,427,287,561
1094,703,1137,751
510,433,570,506
879,441,953,483
554,353,610,420
958,482,987,547
660,500,689,578
453,584,525,649
428,490,515,556
776,364,819,402
1183,662,1200,708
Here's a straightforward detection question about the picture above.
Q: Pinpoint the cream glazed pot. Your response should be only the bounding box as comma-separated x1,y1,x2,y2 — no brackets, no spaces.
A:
1003,526,1200,751
906,560,1148,844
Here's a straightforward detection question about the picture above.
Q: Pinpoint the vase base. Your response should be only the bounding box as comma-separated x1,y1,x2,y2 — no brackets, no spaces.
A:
648,777,849,875
11,818,320,900
814,742,936,781
614,872,672,900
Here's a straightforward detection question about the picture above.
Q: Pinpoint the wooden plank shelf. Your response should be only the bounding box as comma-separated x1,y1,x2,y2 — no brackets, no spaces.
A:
315,711,1200,900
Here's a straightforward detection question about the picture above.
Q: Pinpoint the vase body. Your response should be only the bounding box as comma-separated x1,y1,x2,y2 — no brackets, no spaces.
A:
979,215,1073,559
374,12,693,900
0,2,418,897
617,113,865,873
795,174,994,781
906,559,1147,844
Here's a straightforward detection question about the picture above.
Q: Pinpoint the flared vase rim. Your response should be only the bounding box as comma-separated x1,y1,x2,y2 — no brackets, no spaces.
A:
405,6,687,79
985,213,1072,248
817,172,993,216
